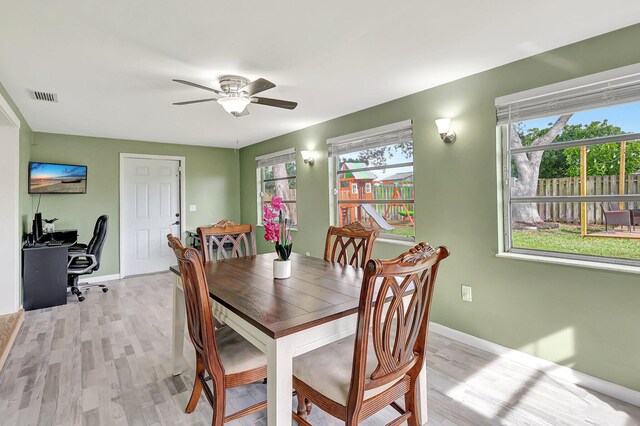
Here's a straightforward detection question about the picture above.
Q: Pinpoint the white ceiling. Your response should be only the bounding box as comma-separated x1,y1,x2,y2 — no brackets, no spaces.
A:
1,1,639,148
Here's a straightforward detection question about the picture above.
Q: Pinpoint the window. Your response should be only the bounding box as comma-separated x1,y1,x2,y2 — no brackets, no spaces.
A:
257,149,297,227
328,120,414,241
497,68,640,266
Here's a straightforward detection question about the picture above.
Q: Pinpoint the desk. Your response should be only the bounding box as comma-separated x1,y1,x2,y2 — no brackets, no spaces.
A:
42,229,78,244
22,229,78,311
22,244,68,310
184,230,201,249
170,253,428,425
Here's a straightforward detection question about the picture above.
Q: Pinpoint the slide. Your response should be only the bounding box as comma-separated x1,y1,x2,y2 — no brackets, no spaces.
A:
361,204,395,230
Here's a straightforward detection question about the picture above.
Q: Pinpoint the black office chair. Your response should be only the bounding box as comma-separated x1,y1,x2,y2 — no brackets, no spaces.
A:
68,215,109,302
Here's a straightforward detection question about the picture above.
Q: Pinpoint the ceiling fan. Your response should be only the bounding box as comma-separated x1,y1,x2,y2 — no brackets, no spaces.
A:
172,75,298,117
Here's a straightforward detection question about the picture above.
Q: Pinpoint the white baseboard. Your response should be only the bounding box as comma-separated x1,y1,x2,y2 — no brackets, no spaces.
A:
429,322,640,408
78,274,120,284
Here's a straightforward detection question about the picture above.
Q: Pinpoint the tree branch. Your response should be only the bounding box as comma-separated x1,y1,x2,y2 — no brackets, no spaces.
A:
530,114,573,147
509,123,523,149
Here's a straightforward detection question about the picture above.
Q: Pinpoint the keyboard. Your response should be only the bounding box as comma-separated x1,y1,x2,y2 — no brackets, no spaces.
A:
46,240,64,246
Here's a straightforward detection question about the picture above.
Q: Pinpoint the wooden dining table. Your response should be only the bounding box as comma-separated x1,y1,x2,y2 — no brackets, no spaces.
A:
170,252,429,425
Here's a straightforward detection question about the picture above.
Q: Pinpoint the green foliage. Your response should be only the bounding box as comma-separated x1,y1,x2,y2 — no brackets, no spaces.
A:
518,119,640,178
275,243,292,260
565,141,640,177
340,142,413,167
538,150,567,179
263,161,297,189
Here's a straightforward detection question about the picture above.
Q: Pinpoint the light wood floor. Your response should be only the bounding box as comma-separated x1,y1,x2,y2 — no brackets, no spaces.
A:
0,272,638,426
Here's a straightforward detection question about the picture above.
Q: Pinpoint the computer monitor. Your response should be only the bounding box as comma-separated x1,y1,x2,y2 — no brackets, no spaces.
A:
32,212,43,241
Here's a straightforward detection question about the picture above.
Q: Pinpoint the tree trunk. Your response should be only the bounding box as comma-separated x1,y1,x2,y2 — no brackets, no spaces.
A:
272,164,298,226
510,114,573,225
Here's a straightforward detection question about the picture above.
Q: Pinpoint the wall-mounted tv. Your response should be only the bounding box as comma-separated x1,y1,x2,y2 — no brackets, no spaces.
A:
28,162,88,194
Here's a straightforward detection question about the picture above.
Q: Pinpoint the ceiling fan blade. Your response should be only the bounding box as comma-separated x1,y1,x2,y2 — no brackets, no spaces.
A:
173,79,222,94
232,108,250,117
251,97,298,110
239,78,275,96
172,98,218,105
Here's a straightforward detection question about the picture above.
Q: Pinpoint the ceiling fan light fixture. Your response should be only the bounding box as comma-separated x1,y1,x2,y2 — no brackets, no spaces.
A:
217,96,250,114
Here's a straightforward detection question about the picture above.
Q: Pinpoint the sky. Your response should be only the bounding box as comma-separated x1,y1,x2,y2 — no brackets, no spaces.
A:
30,162,87,179
522,102,640,134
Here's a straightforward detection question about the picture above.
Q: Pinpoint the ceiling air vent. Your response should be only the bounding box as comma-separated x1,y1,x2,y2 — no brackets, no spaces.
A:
32,91,58,102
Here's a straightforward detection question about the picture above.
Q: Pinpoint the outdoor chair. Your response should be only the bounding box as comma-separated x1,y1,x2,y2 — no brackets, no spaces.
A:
601,202,633,233
632,208,640,228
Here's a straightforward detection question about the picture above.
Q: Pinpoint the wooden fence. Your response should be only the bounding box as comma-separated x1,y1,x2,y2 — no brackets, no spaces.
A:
372,185,414,221
536,174,640,224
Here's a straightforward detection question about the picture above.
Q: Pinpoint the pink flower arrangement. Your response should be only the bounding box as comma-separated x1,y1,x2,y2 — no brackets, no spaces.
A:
263,196,293,260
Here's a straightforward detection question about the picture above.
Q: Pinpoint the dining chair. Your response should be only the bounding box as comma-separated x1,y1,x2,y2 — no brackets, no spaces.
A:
167,234,267,425
324,221,379,268
197,219,257,262
293,242,449,426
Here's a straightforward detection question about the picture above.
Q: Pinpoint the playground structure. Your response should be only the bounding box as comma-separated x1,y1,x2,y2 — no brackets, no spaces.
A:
381,175,415,227
338,163,414,231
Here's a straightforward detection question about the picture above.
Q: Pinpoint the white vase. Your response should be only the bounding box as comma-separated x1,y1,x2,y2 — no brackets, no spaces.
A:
273,259,291,279
43,222,55,233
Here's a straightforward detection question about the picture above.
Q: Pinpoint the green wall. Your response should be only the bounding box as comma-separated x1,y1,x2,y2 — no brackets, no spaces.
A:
239,24,640,391
31,132,241,278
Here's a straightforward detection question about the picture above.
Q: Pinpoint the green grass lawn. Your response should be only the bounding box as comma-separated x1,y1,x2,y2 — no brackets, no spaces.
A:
512,225,640,259
382,224,415,238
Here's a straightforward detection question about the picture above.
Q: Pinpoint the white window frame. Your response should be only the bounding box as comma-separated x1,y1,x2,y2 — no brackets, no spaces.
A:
496,63,640,270
256,148,297,228
365,182,372,194
327,120,415,242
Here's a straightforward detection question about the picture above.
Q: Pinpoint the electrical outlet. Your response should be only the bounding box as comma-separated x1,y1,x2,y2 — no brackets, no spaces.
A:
461,285,472,302
305,251,311,256
189,205,197,212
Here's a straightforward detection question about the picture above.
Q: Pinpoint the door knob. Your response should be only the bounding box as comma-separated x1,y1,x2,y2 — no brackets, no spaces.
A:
172,220,181,226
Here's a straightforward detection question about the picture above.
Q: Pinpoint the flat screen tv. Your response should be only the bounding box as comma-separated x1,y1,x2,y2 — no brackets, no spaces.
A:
28,162,88,194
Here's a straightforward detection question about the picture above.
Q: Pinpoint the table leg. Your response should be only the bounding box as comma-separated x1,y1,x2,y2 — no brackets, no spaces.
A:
266,335,295,426
416,358,428,424
172,274,187,376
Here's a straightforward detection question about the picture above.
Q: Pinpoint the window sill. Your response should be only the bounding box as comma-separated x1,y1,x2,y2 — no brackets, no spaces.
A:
496,251,640,275
376,237,416,247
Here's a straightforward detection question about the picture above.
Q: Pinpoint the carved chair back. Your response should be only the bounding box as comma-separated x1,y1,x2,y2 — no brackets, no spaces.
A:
323,221,379,268
197,220,257,263
167,234,226,388
347,242,449,409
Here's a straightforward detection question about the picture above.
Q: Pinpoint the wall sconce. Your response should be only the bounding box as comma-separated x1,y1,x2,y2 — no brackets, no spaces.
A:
301,150,315,166
435,118,456,144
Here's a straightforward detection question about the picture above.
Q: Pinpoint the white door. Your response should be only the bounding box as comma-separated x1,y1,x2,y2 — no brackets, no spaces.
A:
122,157,181,276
